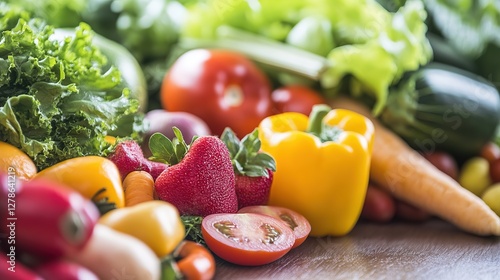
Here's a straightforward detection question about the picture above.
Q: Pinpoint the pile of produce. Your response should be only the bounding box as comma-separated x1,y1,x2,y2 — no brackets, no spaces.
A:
2,0,500,279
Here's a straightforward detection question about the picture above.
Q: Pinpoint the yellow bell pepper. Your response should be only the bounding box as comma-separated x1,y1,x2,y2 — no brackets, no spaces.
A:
98,200,186,258
34,156,124,212
258,104,374,237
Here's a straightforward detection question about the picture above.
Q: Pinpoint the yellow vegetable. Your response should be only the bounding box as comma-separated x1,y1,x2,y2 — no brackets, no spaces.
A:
98,200,185,258
258,104,374,236
459,157,491,196
34,156,124,210
482,184,500,216
0,141,37,181
66,224,161,280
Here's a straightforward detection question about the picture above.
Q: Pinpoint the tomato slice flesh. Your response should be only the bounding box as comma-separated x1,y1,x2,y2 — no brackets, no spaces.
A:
201,213,295,266
238,205,312,248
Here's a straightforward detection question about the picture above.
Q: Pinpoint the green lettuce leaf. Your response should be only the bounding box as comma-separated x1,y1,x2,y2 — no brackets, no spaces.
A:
0,3,145,170
182,0,432,115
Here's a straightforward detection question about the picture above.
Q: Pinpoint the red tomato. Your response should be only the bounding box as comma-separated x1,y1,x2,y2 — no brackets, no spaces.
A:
422,151,459,180
489,157,500,183
481,142,500,164
238,205,311,248
201,213,295,266
271,85,327,115
360,184,396,223
394,200,432,222
161,49,273,138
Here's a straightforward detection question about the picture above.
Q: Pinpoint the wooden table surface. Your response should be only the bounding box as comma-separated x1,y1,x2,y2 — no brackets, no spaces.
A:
213,218,500,280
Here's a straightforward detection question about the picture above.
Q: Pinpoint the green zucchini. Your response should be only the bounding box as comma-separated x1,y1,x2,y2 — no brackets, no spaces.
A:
380,62,500,160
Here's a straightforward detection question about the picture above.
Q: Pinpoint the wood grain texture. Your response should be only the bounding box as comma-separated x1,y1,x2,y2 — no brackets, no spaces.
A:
213,219,500,279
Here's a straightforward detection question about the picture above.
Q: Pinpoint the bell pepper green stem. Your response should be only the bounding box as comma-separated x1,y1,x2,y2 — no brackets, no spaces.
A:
306,104,333,135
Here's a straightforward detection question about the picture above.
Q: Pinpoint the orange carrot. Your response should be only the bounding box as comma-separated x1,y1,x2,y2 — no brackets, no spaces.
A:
123,171,155,207
330,96,500,236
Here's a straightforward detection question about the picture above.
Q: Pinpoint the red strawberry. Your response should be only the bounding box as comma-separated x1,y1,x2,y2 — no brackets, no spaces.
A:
235,170,274,208
107,140,168,180
220,128,276,209
149,160,169,179
151,129,238,216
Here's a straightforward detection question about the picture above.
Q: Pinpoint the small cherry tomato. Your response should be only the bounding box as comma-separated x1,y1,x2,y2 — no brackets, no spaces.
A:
489,157,500,183
459,157,491,196
481,142,500,164
360,183,396,223
394,200,432,222
174,241,216,280
271,85,327,116
238,205,311,248
422,151,459,180
161,49,273,138
201,213,295,266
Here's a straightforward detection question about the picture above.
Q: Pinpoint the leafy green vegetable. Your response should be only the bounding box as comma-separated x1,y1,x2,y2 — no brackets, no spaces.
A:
378,0,500,58
181,215,205,245
424,0,500,92
0,3,145,170
4,0,190,110
181,0,432,115
285,15,335,57
424,0,500,58
4,0,87,27
81,0,192,110
377,0,500,97
92,0,187,63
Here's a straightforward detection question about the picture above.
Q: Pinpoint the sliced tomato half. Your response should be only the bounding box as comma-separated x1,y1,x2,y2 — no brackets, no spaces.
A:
201,213,295,266
238,205,311,248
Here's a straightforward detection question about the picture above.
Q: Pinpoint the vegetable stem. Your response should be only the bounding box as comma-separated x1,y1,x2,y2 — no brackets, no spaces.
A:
179,26,330,81
306,104,332,136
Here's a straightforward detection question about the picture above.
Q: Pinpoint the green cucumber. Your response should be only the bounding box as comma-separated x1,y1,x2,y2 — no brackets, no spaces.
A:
380,62,500,160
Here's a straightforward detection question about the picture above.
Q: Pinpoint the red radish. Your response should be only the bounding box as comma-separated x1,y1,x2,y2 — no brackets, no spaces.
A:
152,129,238,216
219,128,276,209
32,260,98,280
108,140,168,180
142,109,211,157
0,174,100,260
